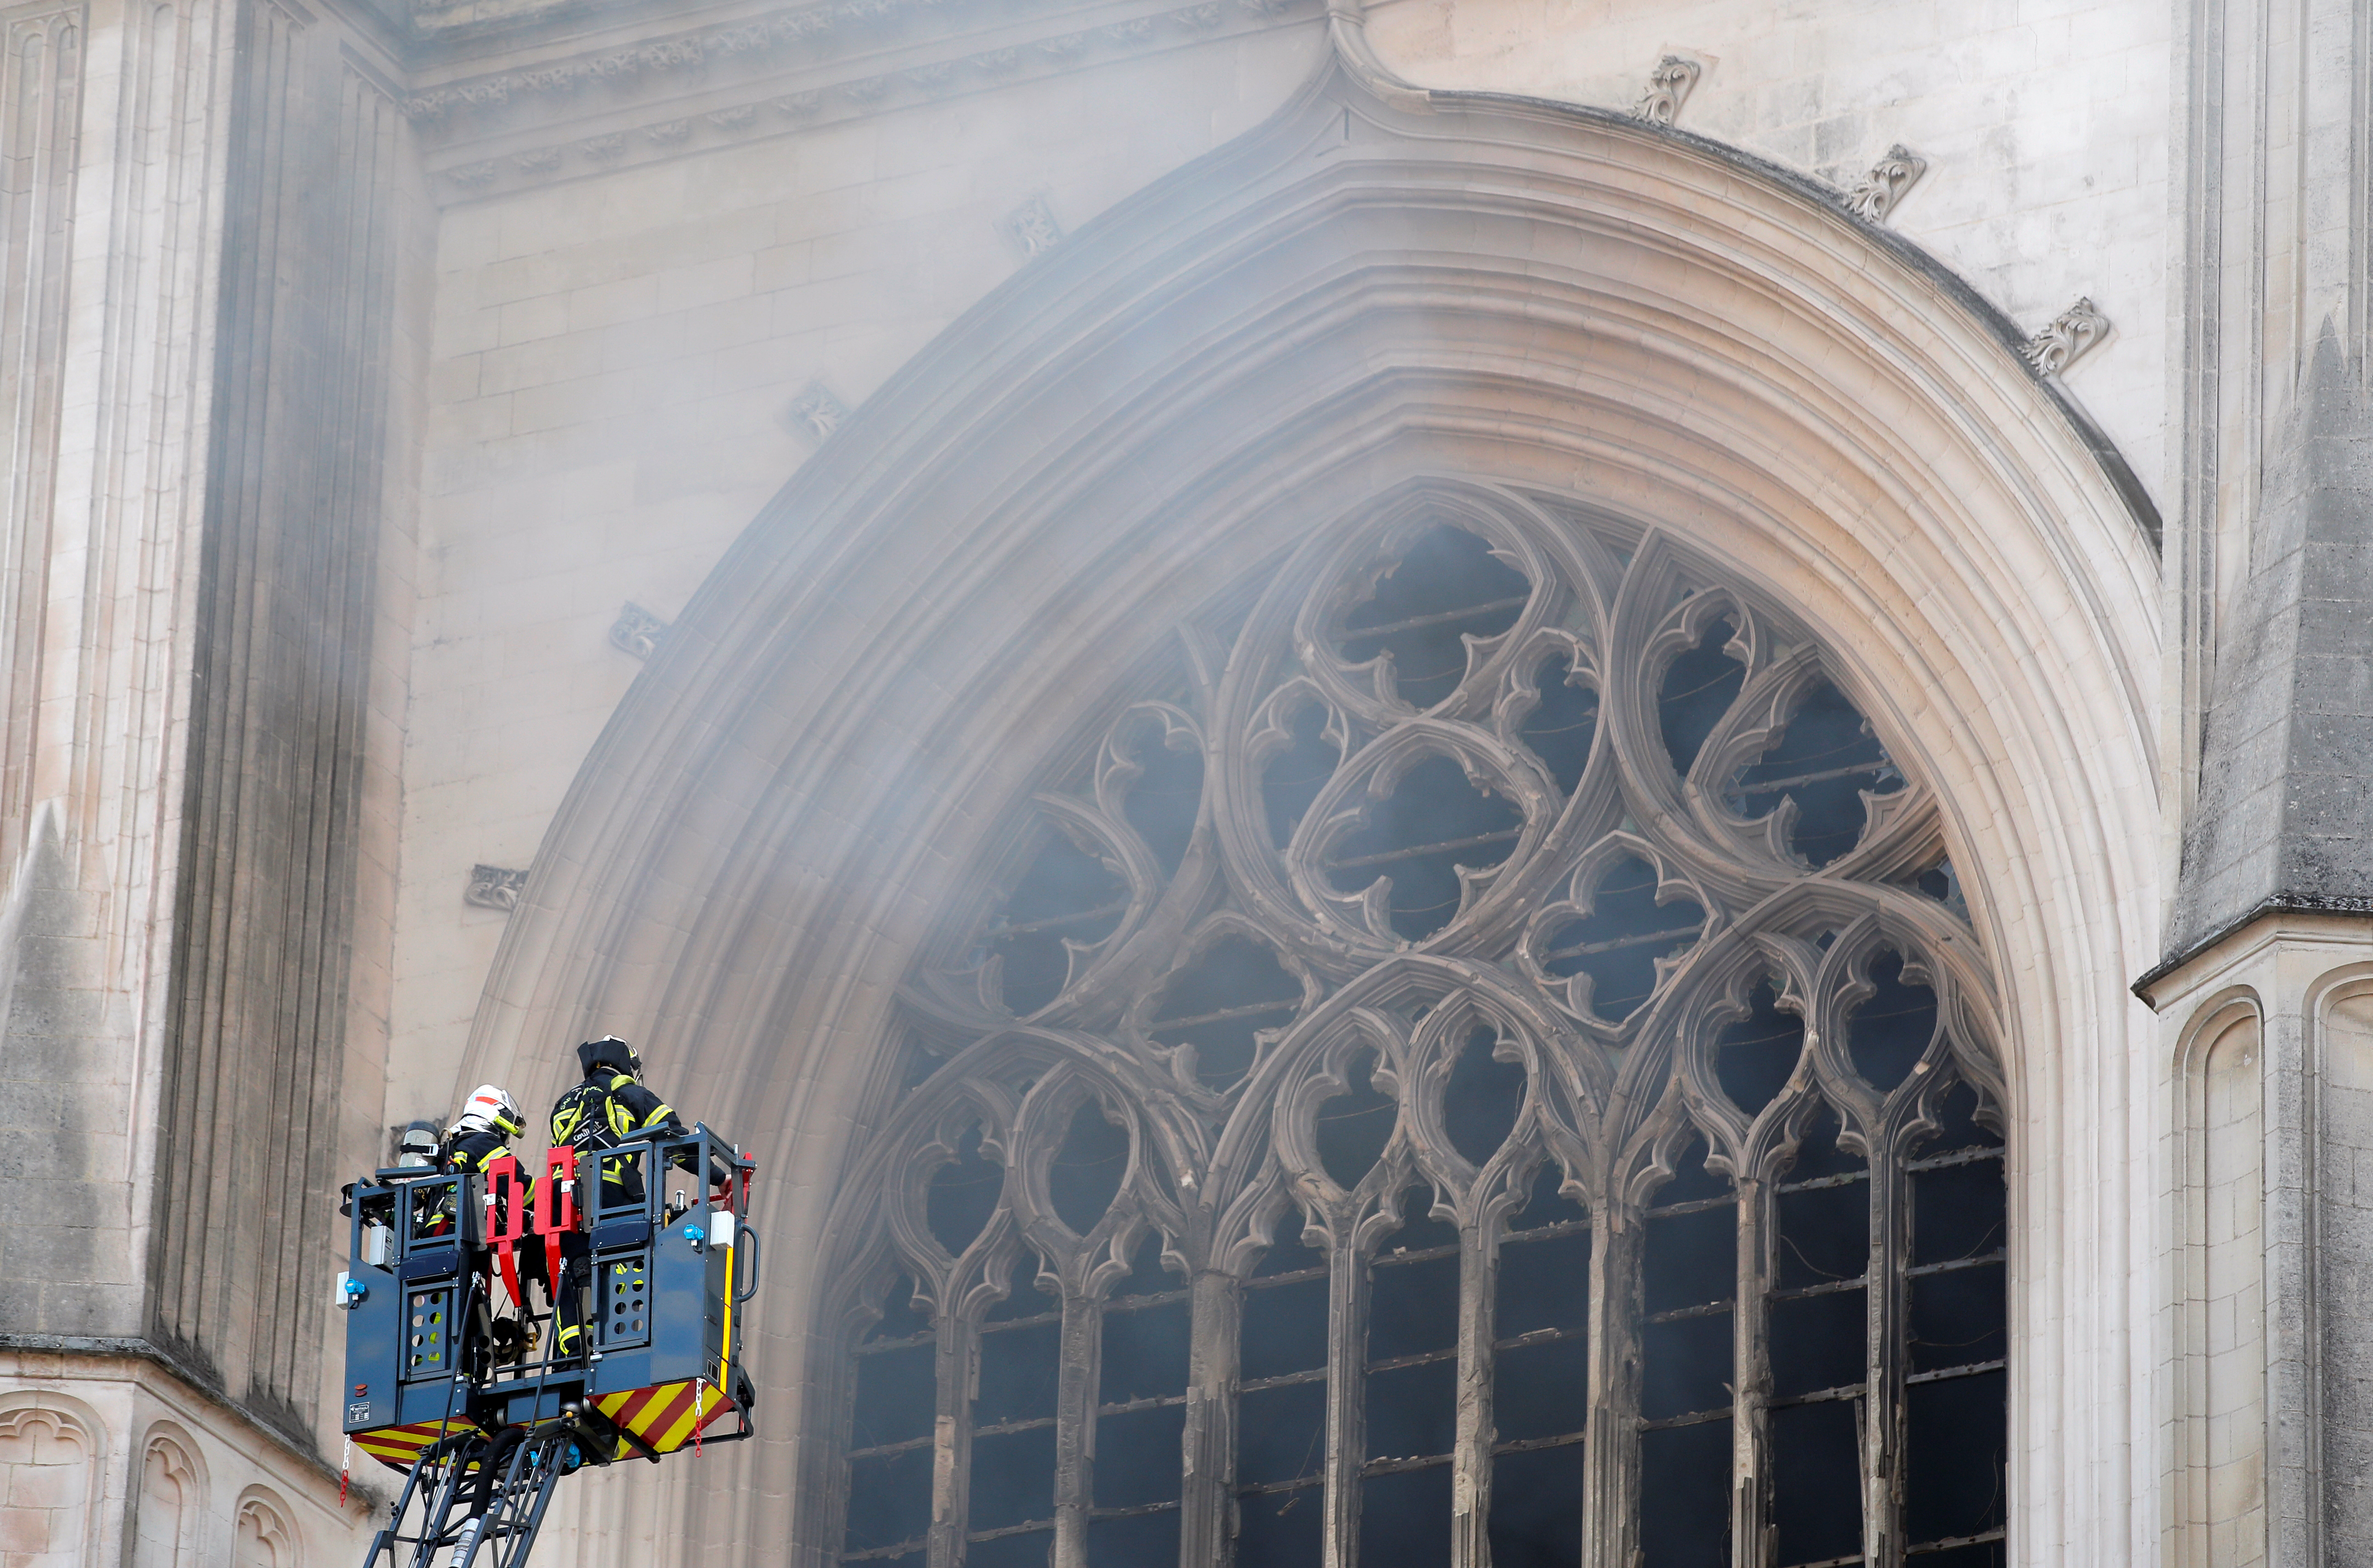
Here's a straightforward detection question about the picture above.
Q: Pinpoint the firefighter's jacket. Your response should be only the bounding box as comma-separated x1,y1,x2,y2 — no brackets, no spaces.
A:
549,1072,684,1206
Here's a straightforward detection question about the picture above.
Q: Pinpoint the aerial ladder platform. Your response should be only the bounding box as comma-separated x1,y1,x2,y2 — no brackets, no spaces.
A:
335,1126,759,1567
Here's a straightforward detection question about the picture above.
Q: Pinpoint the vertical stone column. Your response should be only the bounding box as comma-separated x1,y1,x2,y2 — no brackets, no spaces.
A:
2143,917,2373,1568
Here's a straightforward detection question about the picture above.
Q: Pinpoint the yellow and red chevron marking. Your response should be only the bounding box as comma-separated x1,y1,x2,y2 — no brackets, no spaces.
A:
594,1378,730,1457
353,1417,479,1473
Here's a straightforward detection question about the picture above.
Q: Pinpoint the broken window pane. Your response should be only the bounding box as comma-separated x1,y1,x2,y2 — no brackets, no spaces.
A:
1148,934,1300,1093
1713,976,1804,1115
1443,1027,1526,1166
1236,1483,1322,1567
1518,653,1599,796
1120,733,1204,879
1846,949,1938,1093
1770,1396,1862,1566
1489,1443,1583,1568
1638,1419,1732,1567
1728,679,1902,867
1537,855,1706,1023
1263,702,1340,848
989,827,1130,1015
1048,1099,1129,1234
1656,614,1745,778
1904,1368,2007,1545
1324,754,1522,940
924,1123,1001,1256
1339,525,1530,710
1314,1051,1398,1189
1358,1461,1454,1567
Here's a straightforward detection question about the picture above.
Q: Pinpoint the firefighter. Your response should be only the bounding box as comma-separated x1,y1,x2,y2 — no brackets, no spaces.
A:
441,1084,536,1369
441,1084,527,1177
547,1037,689,1210
546,1037,702,1359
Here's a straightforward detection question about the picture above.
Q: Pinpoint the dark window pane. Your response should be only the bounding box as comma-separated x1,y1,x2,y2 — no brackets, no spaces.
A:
1906,1542,2004,1568
992,829,1129,1014
1110,1231,1180,1299
1262,702,1341,849
925,1123,1002,1256
1771,1398,1862,1566
1909,1261,2006,1375
1920,1081,2004,1155
976,1319,1061,1425
1369,1251,1460,1360
1236,1382,1327,1485
1493,1334,1591,1442
1846,949,1937,1092
1096,1404,1185,1508
1358,1461,1453,1568
1236,1484,1322,1568
1254,1228,1327,1278
1643,1205,1735,1315
1769,1287,1866,1400
1322,756,1522,941
1638,1418,1731,1567
1519,652,1599,796
851,1342,936,1449
843,1446,932,1552
1640,1313,1732,1421
1488,1442,1583,1568
985,1252,1055,1323
1101,1298,1190,1404
1776,1181,1868,1291
1537,855,1705,1023
1728,680,1900,867
1654,1136,1732,1205
1315,1052,1398,1189
1365,1359,1457,1460
1657,615,1745,778
969,1426,1057,1533
1339,524,1530,710
864,1274,930,1342
1784,1101,1867,1181
1242,1276,1329,1380
1088,1507,1178,1566
1509,1166,1588,1232
1149,935,1300,1093
1120,732,1203,880
1444,1027,1526,1167
1911,1158,2006,1268
967,1530,1052,1568
1049,1100,1129,1235
1713,978,1803,1115
1904,1370,2007,1545
1498,1228,1591,1337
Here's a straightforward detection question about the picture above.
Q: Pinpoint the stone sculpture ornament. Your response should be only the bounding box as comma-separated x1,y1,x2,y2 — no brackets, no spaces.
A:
1845,143,1927,221
2022,296,2110,375
1631,55,1701,125
814,482,2008,1568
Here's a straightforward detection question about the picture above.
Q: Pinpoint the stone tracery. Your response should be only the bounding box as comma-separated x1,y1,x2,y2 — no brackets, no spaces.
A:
820,482,2010,1568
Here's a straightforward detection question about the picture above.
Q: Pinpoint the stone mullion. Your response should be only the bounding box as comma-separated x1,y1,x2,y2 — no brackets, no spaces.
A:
1180,1269,1243,1567
1581,1212,1642,1568
1451,1218,1502,1567
1051,1287,1102,1568
1733,1175,1774,1568
1321,1238,1372,1568
1864,1151,1911,1568
928,1309,980,1568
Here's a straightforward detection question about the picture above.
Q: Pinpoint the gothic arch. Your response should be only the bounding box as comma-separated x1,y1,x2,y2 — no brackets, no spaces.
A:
132,1424,207,1568
233,1486,302,1568
0,1390,106,1566
457,41,2160,1565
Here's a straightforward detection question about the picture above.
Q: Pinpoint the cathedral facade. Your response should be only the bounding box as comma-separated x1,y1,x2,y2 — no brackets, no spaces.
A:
0,0,2367,1563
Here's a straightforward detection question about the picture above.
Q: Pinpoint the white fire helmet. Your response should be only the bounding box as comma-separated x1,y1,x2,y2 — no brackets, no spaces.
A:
452,1084,523,1141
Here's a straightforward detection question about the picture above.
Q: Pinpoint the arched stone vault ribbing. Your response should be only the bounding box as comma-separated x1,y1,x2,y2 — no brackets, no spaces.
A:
456,50,2161,1565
